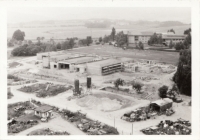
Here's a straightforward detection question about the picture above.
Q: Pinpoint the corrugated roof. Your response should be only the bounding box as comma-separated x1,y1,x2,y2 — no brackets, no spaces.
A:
151,98,173,107
87,59,121,67
34,105,53,113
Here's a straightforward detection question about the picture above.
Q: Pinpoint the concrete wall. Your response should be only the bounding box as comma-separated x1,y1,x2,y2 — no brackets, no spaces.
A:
42,57,50,68
50,62,58,69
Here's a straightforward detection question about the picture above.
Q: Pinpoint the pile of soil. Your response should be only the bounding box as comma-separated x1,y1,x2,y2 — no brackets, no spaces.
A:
18,83,70,98
9,62,22,68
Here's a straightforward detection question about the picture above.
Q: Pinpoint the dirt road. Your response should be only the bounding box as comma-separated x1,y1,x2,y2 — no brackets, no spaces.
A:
8,84,191,135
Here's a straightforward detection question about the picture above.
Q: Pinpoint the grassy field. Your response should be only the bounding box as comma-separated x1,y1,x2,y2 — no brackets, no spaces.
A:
67,45,179,65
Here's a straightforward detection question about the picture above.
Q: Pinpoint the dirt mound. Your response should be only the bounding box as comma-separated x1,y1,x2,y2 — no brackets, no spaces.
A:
9,62,22,68
77,95,122,111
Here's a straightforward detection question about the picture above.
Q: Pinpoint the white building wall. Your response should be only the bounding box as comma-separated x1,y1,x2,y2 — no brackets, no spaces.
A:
42,57,50,68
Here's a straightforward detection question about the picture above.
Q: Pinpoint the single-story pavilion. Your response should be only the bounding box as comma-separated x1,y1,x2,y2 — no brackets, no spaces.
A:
34,105,53,118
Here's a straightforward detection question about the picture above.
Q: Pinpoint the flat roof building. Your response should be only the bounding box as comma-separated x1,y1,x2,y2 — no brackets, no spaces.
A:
86,59,123,75
162,34,186,46
57,56,96,71
127,31,187,47
127,31,153,47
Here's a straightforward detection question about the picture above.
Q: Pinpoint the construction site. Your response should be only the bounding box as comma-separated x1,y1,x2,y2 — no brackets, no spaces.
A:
7,45,191,135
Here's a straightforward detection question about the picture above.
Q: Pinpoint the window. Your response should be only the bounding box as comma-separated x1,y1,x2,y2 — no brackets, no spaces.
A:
54,65,57,68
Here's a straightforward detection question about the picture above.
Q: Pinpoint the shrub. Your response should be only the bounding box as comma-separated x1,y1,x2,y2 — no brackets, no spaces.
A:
158,85,168,99
11,44,42,56
132,81,143,92
102,125,119,135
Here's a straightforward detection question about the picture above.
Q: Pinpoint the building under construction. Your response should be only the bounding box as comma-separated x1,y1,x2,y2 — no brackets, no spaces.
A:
86,59,123,75
39,51,124,75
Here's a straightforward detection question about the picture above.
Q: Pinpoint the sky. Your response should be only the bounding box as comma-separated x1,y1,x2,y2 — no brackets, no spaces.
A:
7,7,191,24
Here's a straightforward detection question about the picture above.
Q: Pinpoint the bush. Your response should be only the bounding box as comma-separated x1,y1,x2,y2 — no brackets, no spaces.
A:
7,74,21,82
102,125,119,135
56,43,62,49
158,85,168,99
12,30,25,41
138,41,144,50
11,44,42,56
132,81,143,92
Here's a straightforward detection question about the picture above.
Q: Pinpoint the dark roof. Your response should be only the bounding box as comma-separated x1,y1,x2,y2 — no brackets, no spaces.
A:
34,105,53,113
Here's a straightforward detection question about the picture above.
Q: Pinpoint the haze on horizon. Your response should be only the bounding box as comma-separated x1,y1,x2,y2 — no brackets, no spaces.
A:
7,7,191,24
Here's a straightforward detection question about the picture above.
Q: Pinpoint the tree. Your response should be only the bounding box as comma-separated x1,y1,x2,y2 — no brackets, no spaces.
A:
158,85,168,99
114,78,124,90
110,27,116,41
115,31,127,47
99,37,103,43
86,36,92,46
132,81,143,93
78,39,87,46
138,41,144,50
12,30,25,41
28,40,32,45
148,33,162,45
36,37,41,46
50,38,55,45
175,42,185,50
103,35,110,43
184,32,191,46
173,49,191,96
169,40,174,49
56,43,61,49
11,44,42,56
61,41,70,50
41,37,45,40
68,38,74,49
184,28,191,35
168,29,175,34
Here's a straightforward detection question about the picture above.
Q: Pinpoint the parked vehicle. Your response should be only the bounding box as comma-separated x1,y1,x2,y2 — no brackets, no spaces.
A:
41,117,47,122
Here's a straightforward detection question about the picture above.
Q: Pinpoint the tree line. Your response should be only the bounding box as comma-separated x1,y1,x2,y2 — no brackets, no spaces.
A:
10,29,94,56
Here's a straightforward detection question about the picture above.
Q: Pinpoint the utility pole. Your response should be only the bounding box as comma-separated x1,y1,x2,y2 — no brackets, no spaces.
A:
114,117,115,128
132,123,133,135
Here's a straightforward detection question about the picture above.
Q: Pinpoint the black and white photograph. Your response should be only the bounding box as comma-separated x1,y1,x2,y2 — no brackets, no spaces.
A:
0,0,199,139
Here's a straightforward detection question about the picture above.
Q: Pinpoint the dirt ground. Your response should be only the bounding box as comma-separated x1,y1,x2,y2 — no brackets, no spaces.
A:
8,83,191,135
66,45,179,65
14,115,85,135
7,47,191,135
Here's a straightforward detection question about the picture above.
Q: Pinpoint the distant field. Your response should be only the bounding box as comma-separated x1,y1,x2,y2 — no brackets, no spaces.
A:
68,45,179,65
7,25,190,39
